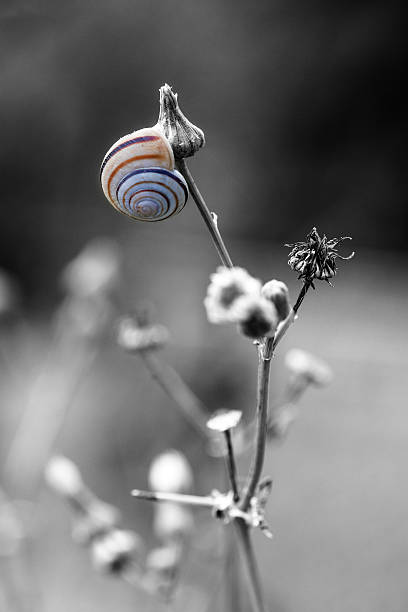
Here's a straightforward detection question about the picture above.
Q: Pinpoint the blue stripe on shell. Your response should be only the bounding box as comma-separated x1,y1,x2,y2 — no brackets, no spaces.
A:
115,167,188,222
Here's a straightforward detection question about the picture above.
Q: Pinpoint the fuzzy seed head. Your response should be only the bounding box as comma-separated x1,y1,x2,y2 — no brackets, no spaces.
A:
204,266,262,324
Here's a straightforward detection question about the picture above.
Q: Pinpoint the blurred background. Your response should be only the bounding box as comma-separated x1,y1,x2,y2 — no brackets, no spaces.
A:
0,1,406,611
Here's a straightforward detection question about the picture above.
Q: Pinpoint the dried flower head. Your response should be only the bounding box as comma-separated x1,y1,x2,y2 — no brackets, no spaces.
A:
286,227,354,287
90,529,142,575
285,348,333,387
261,279,291,323
204,266,262,324
148,450,193,494
117,316,169,352
156,83,205,159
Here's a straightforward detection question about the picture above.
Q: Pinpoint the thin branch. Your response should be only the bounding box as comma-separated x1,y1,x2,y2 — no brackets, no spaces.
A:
224,430,240,502
240,349,271,511
234,519,268,612
140,351,210,439
176,159,233,268
131,489,215,508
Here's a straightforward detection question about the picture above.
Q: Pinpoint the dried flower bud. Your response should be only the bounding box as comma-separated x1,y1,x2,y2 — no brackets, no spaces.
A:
45,456,84,498
117,316,169,352
204,266,262,324
261,280,291,322
148,450,193,494
206,409,242,433
233,295,278,339
286,227,354,286
285,349,333,387
61,238,121,299
153,502,194,541
156,84,205,159
90,529,142,575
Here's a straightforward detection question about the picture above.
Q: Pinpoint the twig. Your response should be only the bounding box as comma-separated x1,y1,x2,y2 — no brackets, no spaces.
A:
176,159,233,268
240,349,271,510
131,490,215,508
140,351,210,439
224,429,240,502
234,519,268,612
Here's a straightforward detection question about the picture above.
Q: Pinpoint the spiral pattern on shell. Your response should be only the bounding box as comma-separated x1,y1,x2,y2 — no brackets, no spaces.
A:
100,126,188,221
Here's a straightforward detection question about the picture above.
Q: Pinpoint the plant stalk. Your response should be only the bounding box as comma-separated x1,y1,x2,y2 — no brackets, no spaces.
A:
140,351,210,438
241,349,271,510
176,159,233,268
235,519,268,612
224,429,240,502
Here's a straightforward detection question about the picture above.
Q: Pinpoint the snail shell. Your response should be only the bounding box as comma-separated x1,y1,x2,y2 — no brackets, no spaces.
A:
100,126,188,221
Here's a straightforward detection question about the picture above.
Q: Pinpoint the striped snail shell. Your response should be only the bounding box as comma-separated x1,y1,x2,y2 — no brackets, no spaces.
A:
100,126,188,222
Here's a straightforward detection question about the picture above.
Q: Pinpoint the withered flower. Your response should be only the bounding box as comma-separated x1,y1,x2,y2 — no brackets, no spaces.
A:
286,227,354,288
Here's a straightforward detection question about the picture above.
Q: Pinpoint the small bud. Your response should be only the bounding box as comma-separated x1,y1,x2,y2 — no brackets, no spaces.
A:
261,280,291,322
117,316,169,352
153,502,194,541
233,295,278,339
90,529,142,575
285,349,333,387
45,456,84,498
156,84,205,159
148,450,193,494
206,409,242,433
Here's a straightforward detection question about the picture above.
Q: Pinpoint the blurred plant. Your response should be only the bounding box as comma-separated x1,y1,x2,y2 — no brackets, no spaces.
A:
45,456,144,582
4,238,121,495
42,84,354,612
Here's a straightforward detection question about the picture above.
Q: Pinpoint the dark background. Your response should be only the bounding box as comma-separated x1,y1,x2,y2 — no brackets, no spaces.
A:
1,2,407,612
0,0,405,305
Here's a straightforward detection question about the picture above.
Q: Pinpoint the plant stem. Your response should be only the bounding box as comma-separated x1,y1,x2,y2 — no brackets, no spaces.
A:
235,519,268,612
140,351,210,439
131,489,215,507
241,349,271,510
270,281,311,354
224,430,240,502
176,159,233,268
